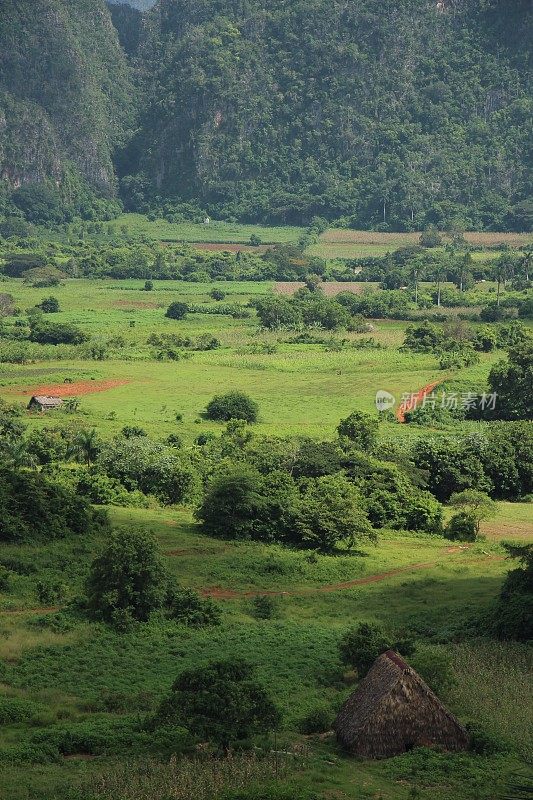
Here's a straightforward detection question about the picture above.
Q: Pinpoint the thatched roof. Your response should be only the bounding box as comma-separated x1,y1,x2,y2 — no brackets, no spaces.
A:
28,395,63,409
334,650,469,758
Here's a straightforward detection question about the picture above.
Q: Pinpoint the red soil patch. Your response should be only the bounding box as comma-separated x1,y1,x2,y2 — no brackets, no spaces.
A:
201,552,503,600
274,281,364,297
12,379,130,397
396,380,444,423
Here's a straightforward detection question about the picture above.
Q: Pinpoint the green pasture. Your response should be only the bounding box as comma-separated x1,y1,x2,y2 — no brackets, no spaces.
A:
0,278,503,442
115,213,304,244
0,501,531,799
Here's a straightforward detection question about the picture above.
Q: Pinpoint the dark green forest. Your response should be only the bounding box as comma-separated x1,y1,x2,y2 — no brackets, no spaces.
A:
0,0,531,229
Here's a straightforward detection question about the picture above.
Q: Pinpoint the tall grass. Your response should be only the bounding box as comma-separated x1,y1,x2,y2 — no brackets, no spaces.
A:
90,750,306,800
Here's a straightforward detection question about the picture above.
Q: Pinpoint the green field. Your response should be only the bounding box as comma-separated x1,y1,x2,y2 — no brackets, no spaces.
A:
0,272,531,800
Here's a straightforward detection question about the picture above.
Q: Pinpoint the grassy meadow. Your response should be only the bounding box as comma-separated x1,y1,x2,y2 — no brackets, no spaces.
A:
0,261,531,800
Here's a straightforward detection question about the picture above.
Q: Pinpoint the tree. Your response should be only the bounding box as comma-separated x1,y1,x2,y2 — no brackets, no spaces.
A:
0,217,31,239
206,391,259,423
196,464,300,542
492,543,533,641
68,428,102,467
153,660,280,748
402,321,444,353
486,342,533,420
337,411,379,451
294,474,374,552
444,512,477,542
165,302,188,320
12,183,64,224
144,280,153,291
448,490,497,537
419,227,443,248
339,622,393,677
210,288,226,301
86,530,168,626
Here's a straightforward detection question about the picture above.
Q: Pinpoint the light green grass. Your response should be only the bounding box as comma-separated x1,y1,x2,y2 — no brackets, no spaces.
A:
115,213,304,244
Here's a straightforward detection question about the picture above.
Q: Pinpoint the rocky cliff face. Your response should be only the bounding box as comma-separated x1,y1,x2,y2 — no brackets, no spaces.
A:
0,0,134,196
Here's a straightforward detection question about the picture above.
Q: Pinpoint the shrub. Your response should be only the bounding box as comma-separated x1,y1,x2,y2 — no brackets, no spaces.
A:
339,622,392,677
29,320,88,345
167,586,221,627
38,296,60,313
250,595,278,620
206,391,259,423
165,301,188,320
153,660,281,748
0,468,104,543
0,697,44,724
210,288,226,301
444,512,477,541
0,565,10,591
409,645,456,696
35,580,67,605
85,530,168,626
297,705,333,734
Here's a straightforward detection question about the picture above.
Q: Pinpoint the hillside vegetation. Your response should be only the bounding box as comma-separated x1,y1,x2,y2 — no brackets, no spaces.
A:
0,0,134,212
123,0,533,228
0,1,531,229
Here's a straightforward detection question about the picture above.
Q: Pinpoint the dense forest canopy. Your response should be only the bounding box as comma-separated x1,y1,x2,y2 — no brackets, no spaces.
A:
0,0,531,229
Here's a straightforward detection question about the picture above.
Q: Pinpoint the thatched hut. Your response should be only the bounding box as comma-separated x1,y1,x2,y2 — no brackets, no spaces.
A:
334,650,469,758
28,395,63,412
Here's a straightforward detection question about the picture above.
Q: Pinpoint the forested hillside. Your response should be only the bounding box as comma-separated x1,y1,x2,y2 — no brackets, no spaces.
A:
0,0,134,215
123,0,532,228
0,0,531,229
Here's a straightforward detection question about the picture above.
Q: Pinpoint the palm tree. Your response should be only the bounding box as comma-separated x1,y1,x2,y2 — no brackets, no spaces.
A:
68,428,101,468
433,262,448,307
3,440,35,470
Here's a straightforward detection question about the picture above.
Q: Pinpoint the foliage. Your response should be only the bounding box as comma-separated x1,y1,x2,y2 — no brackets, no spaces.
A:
293,474,374,553
445,512,478,542
153,660,281,748
85,530,169,626
448,490,498,536
485,341,533,421
165,301,189,320
206,391,259,423
491,543,533,642
166,586,222,627
339,622,394,677
0,467,104,543
37,296,60,313
337,411,379,451
98,436,196,504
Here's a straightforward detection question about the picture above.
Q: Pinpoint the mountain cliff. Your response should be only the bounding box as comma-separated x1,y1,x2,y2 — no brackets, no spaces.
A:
0,0,134,207
124,0,531,228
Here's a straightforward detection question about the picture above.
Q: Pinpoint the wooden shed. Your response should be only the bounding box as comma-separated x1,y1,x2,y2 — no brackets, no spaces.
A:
28,395,63,412
333,650,469,758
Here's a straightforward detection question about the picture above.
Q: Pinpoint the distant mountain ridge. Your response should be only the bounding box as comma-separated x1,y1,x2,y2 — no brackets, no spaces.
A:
0,0,531,229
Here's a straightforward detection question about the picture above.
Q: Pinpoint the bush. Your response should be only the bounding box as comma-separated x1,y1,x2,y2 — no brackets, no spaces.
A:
0,697,43,724
210,288,226,301
339,622,393,677
85,530,169,626
337,410,379,451
444,512,477,541
206,391,259,423
250,595,278,620
38,296,60,313
29,320,87,345
297,705,333,734
153,660,281,748
0,468,105,543
165,301,188,320
167,586,221,627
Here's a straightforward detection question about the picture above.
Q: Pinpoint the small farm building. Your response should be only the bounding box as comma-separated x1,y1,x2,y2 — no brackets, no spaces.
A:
333,650,469,758
28,395,63,412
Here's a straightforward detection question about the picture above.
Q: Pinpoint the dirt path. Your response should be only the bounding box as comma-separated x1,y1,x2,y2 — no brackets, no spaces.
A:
396,379,444,422
200,553,503,600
